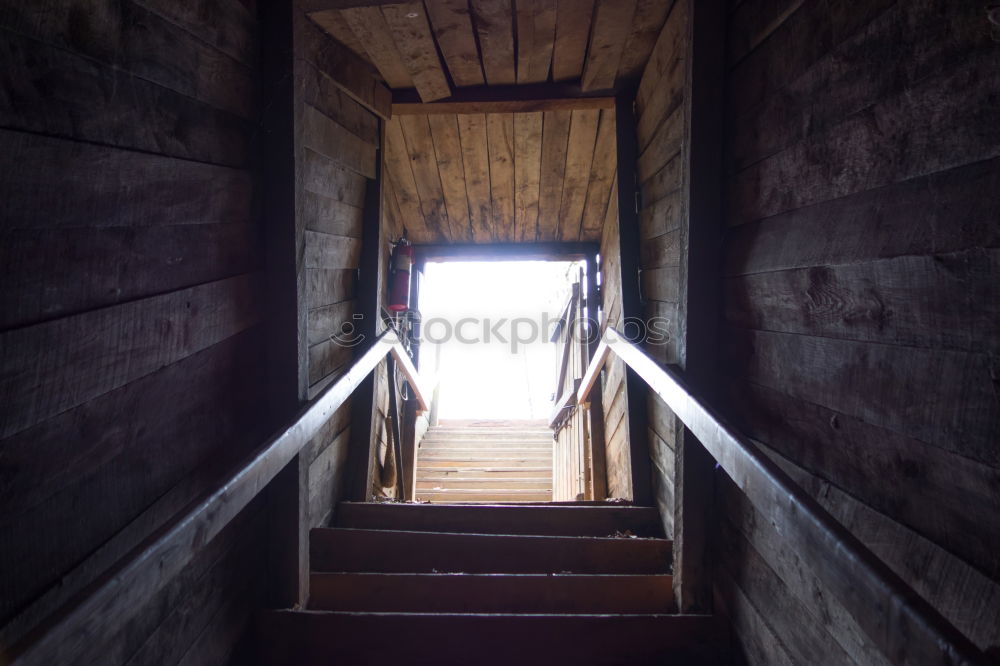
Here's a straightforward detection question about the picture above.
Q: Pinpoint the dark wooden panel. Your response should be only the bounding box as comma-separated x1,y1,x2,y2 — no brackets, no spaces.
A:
728,328,1000,468
301,105,377,179
726,380,1000,582
0,30,249,166
729,0,990,173
637,106,683,184
617,0,673,81
716,568,796,666
756,441,1000,652
0,224,258,331
0,274,261,439
132,0,258,65
0,328,264,631
307,426,352,526
0,130,252,232
580,110,618,238
724,157,1000,275
729,47,1000,226
303,231,362,269
634,0,686,151
299,60,380,147
307,300,354,347
724,249,1000,354
0,0,255,117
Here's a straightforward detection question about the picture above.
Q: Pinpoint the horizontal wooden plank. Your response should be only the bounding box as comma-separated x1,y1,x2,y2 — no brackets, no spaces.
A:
639,229,681,269
758,441,1000,653
0,273,262,439
310,572,673,613
301,190,364,237
311,528,672,574
0,30,249,166
728,327,1000,467
728,0,988,173
301,105,377,178
0,130,252,232
729,47,1000,226
727,379,1000,583
637,106,683,184
393,96,615,115
724,248,1000,353
0,0,255,118
299,58,380,147
303,231,362,269
0,223,259,330
307,426,351,526
301,148,369,207
0,330,264,633
306,269,355,309
132,0,258,66
307,300,354,347
7,331,405,664
724,157,1000,275
258,611,722,665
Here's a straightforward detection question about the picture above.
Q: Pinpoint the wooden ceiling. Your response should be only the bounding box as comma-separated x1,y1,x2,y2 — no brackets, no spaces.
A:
308,0,672,100
383,107,618,243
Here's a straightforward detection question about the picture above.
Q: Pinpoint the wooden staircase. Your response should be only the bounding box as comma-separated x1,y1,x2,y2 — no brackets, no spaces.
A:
257,502,722,665
415,420,553,503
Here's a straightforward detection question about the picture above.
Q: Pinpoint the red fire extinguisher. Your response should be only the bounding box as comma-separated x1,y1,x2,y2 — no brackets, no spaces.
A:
388,238,412,312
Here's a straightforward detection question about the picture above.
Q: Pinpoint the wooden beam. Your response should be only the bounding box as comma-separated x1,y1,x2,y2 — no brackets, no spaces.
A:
584,253,609,499
393,82,622,105
414,242,598,263
393,96,615,115
8,331,405,665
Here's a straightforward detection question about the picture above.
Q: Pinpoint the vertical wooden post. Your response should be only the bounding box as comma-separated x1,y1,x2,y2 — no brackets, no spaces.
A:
584,253,608,500
672,0,725,613
346,120,385,501
614,93,653,507
260,0,309,608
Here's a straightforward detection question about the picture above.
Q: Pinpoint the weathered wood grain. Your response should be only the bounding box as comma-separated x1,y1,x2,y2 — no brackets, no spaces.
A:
428,114,473,241
635,0,686,151
486,112,516,241
383,118,434,240
617,0,674,81
0,274,261,439
471,0,516,85
456,114,494,242
132,0,257,65
301,105,377,178
340,6,414,88
424,0,485,87
0,0,255,118
513,112,543,241
728,328,1000,468
580,109,618,238
397,114,451,239
557,109,600,241
515,0,556,84
0,30,249,167
382,2,452,101
637,106,683,184
308,9,371,63
724,249,1000,354
306,269,355,309
301,148,368,207
303,231,362,269
757,442,1000,652
581,0,637,91
551,0,595,82
536,110,571,241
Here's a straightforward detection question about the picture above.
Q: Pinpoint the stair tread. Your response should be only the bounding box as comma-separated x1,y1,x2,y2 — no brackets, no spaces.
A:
335,502,664,537
308,572,675,613
257,611,722,665
311,527,671,574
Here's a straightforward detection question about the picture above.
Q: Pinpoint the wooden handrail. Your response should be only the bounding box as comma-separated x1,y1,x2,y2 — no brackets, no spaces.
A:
578,328,988,666
11,330,427,665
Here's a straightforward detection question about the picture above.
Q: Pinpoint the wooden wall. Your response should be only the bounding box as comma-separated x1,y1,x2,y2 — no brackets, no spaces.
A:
633,0,687,538
0,0,269,662
598,172,634,499
716,0,1000,662
293,8,383,524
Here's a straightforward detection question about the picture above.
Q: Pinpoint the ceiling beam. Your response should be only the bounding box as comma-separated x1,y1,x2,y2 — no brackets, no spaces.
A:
414,242,598,263
392,82,617,115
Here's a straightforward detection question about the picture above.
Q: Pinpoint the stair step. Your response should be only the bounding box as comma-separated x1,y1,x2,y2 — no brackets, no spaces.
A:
415,491,552,502
257,611,722,665
417,478,552,489
414,468,551,477
310,528,671,574
308,573,674,613
418,459,551,468
418,449,551,457
335,502,665,537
